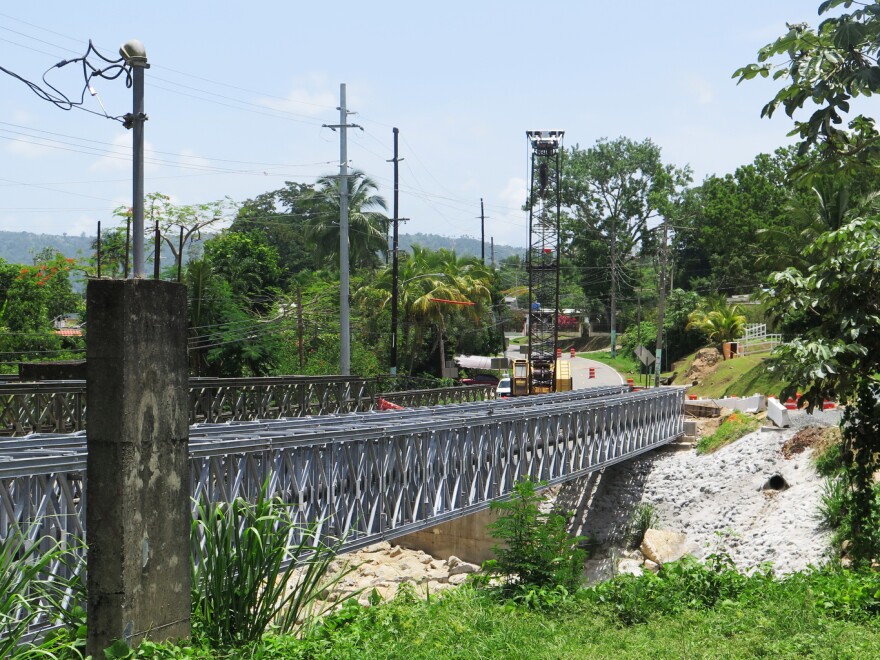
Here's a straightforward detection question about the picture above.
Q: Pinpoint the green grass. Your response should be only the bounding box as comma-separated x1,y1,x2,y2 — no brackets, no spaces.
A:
577,351,640,378
696,411,761,454
673,351,788,399
118,567,880,659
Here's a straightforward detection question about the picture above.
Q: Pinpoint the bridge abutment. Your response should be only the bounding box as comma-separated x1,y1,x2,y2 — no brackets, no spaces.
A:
396,508,504,565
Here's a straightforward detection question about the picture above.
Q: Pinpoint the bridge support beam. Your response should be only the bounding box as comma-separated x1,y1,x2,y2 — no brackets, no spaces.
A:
86,280,190,655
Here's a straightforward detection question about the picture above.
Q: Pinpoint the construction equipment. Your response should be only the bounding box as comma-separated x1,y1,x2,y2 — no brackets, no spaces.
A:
519,130,571,395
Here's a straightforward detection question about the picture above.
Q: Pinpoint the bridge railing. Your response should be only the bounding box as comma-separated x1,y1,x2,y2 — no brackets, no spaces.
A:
0,377,496,436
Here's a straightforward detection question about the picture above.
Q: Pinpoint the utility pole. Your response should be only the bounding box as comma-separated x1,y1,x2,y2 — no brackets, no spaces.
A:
96,221,102,278
655,217,669,388
388,127,404,376
120,40,148,279
490,237,495,268
480,198,485,264
323,84,362,375
297,285,304,369
609,216,617,358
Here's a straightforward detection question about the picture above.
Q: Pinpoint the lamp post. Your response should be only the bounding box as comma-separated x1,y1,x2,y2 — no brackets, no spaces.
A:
119,39,149,278
390,272,447,376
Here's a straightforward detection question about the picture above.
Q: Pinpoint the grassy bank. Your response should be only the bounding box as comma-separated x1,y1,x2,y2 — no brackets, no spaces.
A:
113,567,880,659
673,352,787,398
576,350,640,377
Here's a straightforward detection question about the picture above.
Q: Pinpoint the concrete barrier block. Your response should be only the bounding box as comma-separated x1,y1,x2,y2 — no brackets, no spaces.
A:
767,398,791,428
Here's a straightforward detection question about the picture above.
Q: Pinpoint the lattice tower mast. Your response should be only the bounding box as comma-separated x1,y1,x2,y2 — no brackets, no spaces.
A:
526,130,564,394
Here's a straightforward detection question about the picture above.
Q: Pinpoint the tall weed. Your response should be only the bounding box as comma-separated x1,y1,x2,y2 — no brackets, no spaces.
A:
626,503,659,549
191,480,352,648
0,528,85,658
696,411,760,454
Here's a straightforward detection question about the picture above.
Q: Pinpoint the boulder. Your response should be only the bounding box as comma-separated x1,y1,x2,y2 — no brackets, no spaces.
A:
448,560,479,577
362,540,392,553
617,558,643,576
640,529,689,565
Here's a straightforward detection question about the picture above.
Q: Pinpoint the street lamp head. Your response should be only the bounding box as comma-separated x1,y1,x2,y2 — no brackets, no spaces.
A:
119,39,148,67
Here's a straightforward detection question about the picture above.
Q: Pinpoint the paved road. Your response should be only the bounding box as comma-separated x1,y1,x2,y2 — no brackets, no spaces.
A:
503,337,624,389
569,356,625,388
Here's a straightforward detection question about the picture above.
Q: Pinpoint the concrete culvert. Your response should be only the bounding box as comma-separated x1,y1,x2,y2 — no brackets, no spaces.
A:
762,474,789,491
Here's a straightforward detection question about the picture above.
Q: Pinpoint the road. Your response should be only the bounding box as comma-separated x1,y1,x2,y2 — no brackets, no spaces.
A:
503,336,624,389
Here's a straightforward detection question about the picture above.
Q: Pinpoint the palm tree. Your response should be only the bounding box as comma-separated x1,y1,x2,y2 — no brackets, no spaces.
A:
686,302,746,357
356,246,493,374
303,170,388,270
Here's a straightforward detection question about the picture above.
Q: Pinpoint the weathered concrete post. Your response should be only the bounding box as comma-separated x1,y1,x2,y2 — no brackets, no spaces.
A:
86,279,190,655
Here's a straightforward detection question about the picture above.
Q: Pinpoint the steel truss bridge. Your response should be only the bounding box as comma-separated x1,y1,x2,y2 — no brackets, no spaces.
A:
1,385,683,638
0,376,495,436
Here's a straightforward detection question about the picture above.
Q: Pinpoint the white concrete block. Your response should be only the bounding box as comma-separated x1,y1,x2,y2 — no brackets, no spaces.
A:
766,398,791,428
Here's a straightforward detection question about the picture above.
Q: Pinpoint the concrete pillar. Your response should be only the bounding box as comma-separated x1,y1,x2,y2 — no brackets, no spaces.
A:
86,280,190,655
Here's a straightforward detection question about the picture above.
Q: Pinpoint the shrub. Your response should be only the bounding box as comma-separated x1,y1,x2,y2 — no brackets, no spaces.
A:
586,552,756,626
620,322,658,361
484,478,587,595
813,430,844,477
696,412,760,454
191,479,352,647
626,503,659,549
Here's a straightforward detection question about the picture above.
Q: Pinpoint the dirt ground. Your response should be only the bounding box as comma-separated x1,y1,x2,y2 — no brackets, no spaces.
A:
683,347,722,385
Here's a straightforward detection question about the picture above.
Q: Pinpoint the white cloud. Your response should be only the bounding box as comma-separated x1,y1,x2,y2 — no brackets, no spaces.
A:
5,138,56,159
257,75,338,117
682,75,714,105
89,133,158,174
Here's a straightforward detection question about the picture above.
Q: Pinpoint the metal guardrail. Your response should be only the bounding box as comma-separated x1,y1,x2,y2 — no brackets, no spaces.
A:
0,377,496,436
1,385,684,639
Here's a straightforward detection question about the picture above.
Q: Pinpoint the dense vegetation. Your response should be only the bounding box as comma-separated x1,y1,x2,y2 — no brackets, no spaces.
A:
13,476,880,659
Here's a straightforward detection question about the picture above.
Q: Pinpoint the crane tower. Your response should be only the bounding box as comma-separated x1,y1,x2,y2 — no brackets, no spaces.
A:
525,130,564,394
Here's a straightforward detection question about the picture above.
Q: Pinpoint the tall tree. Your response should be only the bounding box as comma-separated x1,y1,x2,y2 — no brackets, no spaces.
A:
560,137,691,350
735,0,880,166
202,230,282,314
675,147,808,293
355,245,496,375
232,182,316,284
303,170,389,270
740,0,880,563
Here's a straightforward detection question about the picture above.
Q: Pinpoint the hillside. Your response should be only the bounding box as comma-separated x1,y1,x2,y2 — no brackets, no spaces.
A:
671,348,788,398
0,229,524,266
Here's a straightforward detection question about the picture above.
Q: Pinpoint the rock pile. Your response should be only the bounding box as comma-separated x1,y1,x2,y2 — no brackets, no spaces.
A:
326,541,481,605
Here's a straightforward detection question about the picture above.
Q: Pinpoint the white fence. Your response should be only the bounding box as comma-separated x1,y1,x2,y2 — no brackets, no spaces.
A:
736,324,782,357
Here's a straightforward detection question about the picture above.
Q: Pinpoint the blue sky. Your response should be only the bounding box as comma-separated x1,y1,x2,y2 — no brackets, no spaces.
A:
0,1,832,248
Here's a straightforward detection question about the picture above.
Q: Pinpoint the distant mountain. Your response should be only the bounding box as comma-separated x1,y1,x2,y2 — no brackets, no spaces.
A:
0,231,93,265
0,230,526,266
398,233,524,262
